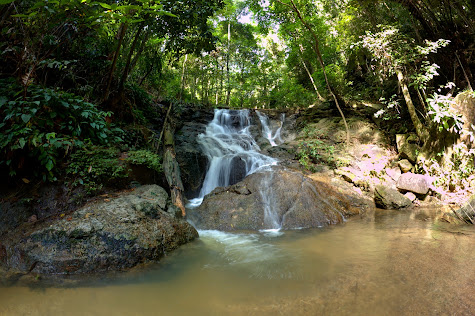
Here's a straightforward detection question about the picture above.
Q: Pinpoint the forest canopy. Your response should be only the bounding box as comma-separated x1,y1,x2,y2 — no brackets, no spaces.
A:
0,0,474,182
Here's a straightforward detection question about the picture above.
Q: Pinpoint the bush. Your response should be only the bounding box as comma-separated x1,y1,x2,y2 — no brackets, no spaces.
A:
66,147,162,194
0,78,119,180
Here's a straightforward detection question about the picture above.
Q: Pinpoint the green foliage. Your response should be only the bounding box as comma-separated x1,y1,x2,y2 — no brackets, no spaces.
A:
374,94,402,121
427,84,463,133
126,150,162,173
0,79,116,180
66,146,162,194
296,139,336,171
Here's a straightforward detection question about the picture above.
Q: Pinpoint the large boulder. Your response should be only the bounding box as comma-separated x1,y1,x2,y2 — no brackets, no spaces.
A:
187,168,367,231
0,185,198,276
374,185,412,209
450,91,475,146
175,122,209,198
396,172,430,195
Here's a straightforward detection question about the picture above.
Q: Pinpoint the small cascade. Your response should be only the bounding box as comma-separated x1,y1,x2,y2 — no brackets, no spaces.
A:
188,109,277,207
256,111,285,147
259,172,281,231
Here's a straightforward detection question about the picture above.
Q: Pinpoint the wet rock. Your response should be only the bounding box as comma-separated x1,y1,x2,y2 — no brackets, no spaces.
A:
396,173,430,195
396,134,420,163
0,185,198,275
374,185,412,209
398,159,413,173
187,168,367,231
453,194,475,223
175,122,209,198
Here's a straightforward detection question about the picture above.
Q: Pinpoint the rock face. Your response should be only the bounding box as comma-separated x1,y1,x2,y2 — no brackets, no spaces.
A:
396,134,420,163
0,185,198,275
187,168,366,231
175,122,209,198
451,91,475,145
396,173,430,195
374,185,412,209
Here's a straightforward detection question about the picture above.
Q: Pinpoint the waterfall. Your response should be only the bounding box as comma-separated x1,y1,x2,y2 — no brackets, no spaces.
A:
256,111,285,147
188,109,277,207
259,172,281,231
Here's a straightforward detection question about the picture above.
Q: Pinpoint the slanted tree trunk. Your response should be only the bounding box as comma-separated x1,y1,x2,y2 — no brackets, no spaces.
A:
396,68,428,140
118,22,145,94
104,23,128,101
276,0,350,144
298,45,324,101
162,121,186,217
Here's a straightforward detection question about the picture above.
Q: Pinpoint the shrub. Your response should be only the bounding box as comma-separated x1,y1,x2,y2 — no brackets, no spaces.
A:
0,78,118,180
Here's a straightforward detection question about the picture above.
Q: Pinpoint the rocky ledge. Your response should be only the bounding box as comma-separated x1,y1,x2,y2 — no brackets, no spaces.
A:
187,168,370,231
0,185,198,278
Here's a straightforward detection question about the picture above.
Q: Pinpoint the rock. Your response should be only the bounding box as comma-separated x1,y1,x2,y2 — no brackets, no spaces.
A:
398,159,413,173
0,185,198,275
396,134,420,163
453,194,475,223
335,169,358,183
187,168,367,231
386,167,401,181
450,91,475,145
175,122,209,198
374,185,412,209
404,192,417,202
396,173,429,195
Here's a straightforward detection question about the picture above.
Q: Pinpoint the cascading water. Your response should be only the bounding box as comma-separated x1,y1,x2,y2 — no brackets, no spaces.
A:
188,109,277,207
256,111,285,147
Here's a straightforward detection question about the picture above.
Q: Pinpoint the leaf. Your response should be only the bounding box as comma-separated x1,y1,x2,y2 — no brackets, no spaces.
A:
98,2,111,9
21,114,31,123
22,178,30,184
45,159,54,171
0,96,7,107
0,0,15,4
18,138,26,148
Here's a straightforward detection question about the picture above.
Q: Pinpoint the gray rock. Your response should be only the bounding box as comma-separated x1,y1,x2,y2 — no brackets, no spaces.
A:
398,159,413,173
396,134,420,163
453,194,475,223
0,185,198,275
404,192,417,202
187,168,367,231
386,167,402,181
374,185,412,209
396,173,429,195
175,122,209,198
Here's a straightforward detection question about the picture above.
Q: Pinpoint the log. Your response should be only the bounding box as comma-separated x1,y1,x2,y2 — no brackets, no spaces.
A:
163,124,186,217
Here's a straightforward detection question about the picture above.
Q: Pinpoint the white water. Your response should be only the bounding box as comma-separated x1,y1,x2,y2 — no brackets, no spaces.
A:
188,109,277,207
259,172,281,229
256,111,285,147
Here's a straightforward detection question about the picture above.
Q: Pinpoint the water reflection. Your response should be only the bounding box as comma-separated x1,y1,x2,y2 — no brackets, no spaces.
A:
1,208,475,315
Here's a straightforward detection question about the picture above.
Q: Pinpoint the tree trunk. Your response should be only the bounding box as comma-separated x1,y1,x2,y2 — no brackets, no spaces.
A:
139,64,153,86
180,54,188,100
163,124,186,217
299,45,324,101
118,23,144,94
396,68,428,140
226,22,231,107
104,23,128,101
278,0,350,144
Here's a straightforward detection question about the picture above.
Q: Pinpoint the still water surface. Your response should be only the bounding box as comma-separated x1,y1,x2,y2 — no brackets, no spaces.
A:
1,208,475,315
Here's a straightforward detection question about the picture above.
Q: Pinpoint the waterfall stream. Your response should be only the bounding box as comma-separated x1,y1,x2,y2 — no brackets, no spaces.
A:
256,111,285,147
187,109,278,208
